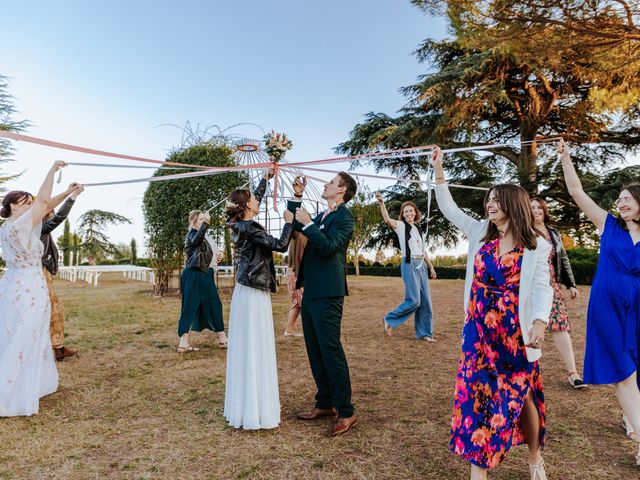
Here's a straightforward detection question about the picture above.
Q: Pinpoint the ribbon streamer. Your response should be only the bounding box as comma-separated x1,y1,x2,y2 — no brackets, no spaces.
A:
0,131,213,170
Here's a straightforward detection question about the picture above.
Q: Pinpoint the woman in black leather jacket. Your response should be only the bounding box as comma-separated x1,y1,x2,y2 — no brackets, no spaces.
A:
223,169,294,430
177,209,227,353
531,197,585,389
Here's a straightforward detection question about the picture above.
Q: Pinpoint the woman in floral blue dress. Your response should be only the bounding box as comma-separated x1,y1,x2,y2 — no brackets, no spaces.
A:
433,148,553,480
559,138,640,466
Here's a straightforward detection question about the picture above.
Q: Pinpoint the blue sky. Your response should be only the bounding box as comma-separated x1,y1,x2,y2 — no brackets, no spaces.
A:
2,1,451,254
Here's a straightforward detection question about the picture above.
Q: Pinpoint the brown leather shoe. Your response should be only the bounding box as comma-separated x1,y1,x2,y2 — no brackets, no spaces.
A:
61,346,78,358
330,415,358,436
297,407,338,420
54,348,64,362
54,346,78,361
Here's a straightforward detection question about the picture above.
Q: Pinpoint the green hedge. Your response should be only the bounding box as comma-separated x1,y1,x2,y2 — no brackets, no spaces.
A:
565,248,599,285
346,265,466,279
347,248,599,285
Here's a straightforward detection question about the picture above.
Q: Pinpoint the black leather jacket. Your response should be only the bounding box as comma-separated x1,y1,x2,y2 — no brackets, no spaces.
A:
228,178,292,292
184,222,213,272
548,227,577,289
41,198,75,275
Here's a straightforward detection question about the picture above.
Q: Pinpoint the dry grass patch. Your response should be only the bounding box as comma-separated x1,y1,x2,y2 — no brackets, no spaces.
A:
0,275,637,479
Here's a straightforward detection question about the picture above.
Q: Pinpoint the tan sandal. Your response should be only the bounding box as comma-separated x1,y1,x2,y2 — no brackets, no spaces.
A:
177,345,200,353
383,320,393,337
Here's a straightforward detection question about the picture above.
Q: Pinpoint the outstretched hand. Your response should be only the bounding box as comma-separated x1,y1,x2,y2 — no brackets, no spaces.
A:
293,175,307,196
375,191,384,203
431,147,443,167
556,138,570,162
53,160,67,172
263,167,275,179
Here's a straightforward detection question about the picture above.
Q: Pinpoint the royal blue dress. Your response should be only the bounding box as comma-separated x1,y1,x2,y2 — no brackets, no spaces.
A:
583,214,640,388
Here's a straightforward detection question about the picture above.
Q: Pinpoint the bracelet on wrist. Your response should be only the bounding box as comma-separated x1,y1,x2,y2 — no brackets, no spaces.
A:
294,194,303,198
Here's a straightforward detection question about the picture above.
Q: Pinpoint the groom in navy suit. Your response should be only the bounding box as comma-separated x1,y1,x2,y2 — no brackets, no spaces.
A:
286,172,358,436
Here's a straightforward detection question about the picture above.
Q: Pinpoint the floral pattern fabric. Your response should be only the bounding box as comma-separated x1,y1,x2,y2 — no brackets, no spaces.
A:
545,238,571,332
286,267,303,308
0,210,58,416
450,239,545,469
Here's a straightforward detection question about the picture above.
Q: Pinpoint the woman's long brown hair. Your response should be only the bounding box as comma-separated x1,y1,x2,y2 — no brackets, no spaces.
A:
480,184,538,250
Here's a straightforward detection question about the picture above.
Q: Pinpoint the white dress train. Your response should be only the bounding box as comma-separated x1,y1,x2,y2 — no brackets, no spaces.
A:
224,283,280,429
0,209,58,416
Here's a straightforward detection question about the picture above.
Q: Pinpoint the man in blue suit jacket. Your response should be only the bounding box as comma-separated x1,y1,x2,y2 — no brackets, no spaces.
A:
286,172,358,436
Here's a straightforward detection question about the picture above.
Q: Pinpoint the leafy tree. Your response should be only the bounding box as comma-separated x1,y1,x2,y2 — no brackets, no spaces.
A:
0,75,28,192
72,233,83,265
77,209,132,265
425,0,640,63
338,0,640,245
142,143,246,295
57,219,72,266
131,238,138,265
348,189,382,276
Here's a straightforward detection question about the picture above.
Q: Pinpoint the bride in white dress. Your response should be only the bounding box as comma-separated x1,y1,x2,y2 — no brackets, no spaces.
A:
0,160,67,416
223,170,293,430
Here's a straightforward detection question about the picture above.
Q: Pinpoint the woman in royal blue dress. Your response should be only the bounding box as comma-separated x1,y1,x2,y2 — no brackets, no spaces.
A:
558,138,640,465
433,147,553,480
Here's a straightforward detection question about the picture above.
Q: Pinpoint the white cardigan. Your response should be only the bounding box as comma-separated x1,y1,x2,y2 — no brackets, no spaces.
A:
435,183,553,362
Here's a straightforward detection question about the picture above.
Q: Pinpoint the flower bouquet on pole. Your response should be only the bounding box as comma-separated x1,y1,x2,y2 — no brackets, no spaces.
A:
264,131,293,162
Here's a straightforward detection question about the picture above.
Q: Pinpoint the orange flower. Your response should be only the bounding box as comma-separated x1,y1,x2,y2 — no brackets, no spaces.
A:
471,426,490,447
484,311,499,329
490,413,506,429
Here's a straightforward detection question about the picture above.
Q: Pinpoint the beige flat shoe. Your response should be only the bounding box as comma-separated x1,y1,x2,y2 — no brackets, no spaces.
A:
529,459,547,480
177,345,200,353
624,414,638,441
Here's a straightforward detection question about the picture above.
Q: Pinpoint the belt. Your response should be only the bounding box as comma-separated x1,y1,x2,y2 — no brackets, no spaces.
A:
411,255,423,259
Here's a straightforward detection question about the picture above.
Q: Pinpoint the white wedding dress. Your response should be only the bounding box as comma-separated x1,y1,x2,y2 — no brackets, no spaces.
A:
224,284,280,430
0,209,58,416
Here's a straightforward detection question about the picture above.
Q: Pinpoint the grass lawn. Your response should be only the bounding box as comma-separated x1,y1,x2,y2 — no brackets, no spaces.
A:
0,274,637,479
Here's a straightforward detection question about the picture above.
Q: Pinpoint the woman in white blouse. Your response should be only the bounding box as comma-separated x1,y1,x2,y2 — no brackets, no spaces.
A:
376,192,437,341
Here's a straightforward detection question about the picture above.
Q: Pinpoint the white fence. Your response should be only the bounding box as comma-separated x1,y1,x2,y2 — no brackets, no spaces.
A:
58,265,155,287
57,264,288,287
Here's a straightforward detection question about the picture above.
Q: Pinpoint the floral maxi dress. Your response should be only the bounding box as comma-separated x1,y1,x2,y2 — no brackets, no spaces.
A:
450,239,545,469
0,209,58,416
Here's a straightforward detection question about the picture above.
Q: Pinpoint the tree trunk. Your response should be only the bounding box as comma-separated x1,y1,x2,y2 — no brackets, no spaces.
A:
155,269,170,296
354,253,360,276
518,122,539,194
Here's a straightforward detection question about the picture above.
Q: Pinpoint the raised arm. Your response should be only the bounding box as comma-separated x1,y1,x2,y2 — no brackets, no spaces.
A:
31,161,67,227
254,168,275,204
558,139,607,233
375,191,398,230
42,185,83,234
432,147,481,236
47,182,81,211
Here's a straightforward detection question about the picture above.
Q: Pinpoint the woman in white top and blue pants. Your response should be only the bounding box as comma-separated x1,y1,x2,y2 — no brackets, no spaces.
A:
376,193,437,341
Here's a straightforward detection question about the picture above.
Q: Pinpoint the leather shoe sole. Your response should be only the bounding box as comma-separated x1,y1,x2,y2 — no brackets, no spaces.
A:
297,407,338,420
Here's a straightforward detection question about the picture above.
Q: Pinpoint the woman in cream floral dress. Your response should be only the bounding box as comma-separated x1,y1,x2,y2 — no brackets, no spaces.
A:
0,160,67,416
